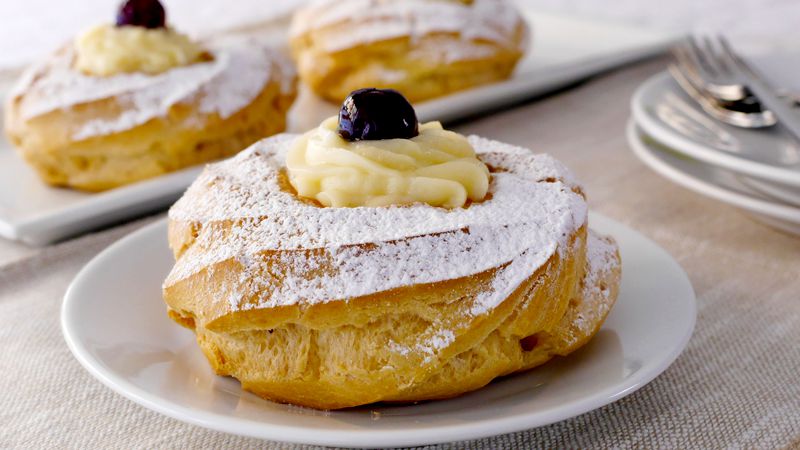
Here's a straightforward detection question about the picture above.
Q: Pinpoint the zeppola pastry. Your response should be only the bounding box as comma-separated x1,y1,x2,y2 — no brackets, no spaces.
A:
289,0,529,103
4,0,297,191
163,89,621,410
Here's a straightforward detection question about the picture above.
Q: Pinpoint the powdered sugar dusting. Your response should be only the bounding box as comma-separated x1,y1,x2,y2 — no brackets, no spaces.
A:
564,231,619,341
389,328,456,363
290,0,527,55
165,134,588,317
584,231,618,302
11,36,294,140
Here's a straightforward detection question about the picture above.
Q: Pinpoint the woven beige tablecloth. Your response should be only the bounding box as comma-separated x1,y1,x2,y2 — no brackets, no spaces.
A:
1,58,799,449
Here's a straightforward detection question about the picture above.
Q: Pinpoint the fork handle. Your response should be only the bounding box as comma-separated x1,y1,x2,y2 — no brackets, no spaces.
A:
743,79,800,141
722,40,800,141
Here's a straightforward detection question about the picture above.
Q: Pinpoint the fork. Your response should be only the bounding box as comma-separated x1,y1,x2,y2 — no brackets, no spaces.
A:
671,38,749,103
690,35,800,142
668,63,776,128
673,37,800,106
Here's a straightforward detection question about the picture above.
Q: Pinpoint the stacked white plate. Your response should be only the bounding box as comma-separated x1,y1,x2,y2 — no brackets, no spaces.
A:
629,71,800,235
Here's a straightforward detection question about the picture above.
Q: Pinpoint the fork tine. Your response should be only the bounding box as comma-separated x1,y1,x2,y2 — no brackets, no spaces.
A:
701,35,732,75
699,35,729,76
717,35,755,77
672,43,699,69
671,45,700,77
676,39,717,84
672,45,715,91
688,36,718,77
668,62,708,101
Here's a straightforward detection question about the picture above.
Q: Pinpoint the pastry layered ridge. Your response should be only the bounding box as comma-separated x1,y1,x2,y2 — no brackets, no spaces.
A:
5,1,297,191
163,103,621,408
289,0,529,102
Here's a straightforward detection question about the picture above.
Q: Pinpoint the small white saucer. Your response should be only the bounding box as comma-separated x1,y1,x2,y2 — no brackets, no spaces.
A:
631,71,800,189
737,175,800,208
62,213,695,448
627,121,800,236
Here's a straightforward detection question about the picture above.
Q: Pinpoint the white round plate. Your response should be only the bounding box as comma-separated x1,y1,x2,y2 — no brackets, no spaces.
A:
736,175,800,208
631,71,800,188
62,214,696,448
627,120,800,235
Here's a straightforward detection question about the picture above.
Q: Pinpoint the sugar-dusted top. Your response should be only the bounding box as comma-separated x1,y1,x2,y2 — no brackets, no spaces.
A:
165,133,587,316
290,0,527,54
10,35,294,140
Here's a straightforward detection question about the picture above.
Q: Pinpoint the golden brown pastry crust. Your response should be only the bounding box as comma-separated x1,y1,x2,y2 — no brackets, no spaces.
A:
166,225,619,409
162,135,621,410
289,0,529,103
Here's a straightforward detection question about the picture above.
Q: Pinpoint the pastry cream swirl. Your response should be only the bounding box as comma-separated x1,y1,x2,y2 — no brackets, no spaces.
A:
286,117,490,208
74,24,206,76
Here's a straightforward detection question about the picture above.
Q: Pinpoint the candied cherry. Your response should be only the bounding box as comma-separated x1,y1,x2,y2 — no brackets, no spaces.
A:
116,0,166,29
337,88,419,141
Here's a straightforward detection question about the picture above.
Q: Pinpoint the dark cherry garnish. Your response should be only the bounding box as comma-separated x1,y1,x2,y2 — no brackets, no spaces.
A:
116,0,166,29
337,88,419,141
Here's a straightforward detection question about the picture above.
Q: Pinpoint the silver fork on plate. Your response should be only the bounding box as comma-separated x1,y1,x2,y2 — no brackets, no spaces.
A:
670,37,775,128
668,62,776,128
715,36,800,141
682,35,800,141
672,38,749,102
673,37,800,106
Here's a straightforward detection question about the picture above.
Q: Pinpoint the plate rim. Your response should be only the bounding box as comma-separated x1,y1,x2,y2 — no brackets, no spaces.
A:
735,174,800,208
631,71,800,188
61,214,696,447
627,120,800,223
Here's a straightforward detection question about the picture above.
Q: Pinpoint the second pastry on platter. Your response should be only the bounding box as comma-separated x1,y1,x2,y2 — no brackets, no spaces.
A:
5,0,297,192
289,0,529,103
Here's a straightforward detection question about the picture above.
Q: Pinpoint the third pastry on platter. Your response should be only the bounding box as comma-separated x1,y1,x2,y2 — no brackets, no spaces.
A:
163,89,620,410
289,0,529,103
4,0,297,191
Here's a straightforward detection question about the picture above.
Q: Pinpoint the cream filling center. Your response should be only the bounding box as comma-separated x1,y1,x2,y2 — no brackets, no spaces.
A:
74,24,206,76
286,117,490,208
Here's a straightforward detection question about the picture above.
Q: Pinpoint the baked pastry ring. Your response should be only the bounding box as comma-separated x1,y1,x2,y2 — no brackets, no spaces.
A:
289,0,529,103
4,37,297,191
162,133,621,410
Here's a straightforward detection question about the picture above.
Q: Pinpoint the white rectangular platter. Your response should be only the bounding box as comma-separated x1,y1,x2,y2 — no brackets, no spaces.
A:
0,9,680,245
